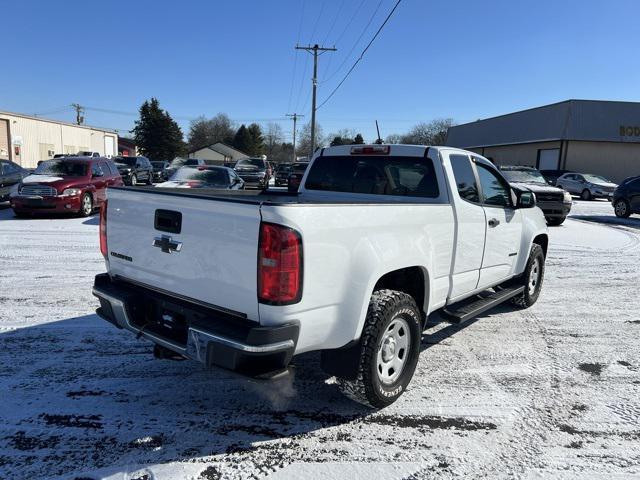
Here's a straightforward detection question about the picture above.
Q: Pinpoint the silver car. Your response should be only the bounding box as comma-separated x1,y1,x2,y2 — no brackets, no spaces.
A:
556,173,618,201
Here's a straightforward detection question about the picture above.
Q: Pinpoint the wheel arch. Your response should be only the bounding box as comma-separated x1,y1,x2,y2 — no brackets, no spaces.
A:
532,233,548,257
372,266,429,323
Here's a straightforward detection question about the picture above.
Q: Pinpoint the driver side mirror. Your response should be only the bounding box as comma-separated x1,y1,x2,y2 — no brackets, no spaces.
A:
517,190,536,208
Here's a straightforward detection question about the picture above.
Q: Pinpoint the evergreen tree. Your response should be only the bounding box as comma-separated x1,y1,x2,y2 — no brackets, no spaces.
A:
232,124,253,154
352,134,365,144
132,98,185,160
247,123,265,156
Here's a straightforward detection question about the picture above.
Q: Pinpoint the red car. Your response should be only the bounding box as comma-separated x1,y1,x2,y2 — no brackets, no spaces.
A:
10,157,123,217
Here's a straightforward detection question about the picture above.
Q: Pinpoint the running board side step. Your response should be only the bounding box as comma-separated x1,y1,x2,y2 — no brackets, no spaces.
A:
440,285,525,324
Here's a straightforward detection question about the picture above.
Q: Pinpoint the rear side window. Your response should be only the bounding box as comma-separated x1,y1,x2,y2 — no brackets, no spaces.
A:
450,154,480,203
304,156,440,198
105,161,119,175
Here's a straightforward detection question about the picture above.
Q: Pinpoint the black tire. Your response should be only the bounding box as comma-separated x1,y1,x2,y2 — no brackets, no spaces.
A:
130,174,137,186
547,216,566,226
336,289,422,408
511,243,545,308
146,172,153,185
79,193,93,217
614,199,631,218
13,211,29,218
580,189,592,201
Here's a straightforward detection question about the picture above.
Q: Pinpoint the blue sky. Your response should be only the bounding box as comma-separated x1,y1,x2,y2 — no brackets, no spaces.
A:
2,0,639,142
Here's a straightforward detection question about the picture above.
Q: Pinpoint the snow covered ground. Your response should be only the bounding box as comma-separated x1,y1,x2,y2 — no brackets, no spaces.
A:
1,200,639,479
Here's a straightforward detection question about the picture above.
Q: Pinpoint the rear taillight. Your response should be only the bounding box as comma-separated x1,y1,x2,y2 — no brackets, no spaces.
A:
258,222,302,304
99,200,108,258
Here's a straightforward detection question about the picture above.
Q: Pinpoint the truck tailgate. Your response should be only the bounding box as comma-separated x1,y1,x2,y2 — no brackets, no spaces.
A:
105,188,262,321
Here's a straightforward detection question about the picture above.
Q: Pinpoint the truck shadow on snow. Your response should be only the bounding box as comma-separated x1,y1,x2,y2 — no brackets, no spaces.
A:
0,311,498,478
570,214,640,230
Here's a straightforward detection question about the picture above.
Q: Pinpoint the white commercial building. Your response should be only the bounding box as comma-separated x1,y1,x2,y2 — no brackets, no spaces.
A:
0,110,118,168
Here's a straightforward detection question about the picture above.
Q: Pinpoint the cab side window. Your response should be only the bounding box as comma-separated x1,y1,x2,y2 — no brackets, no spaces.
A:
92,163,104,177
476,164,512,207
450,154,480,203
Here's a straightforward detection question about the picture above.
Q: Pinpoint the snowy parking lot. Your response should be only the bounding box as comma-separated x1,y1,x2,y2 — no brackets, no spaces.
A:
1,200,639,479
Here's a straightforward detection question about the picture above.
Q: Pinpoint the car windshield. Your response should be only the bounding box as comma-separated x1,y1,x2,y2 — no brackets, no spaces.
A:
115,157,136,166
502,169,547,184
170,167,229,185
34,160,87,177
151,162,165,168
236,158,264,169
169,158,186,168
583,174,611,183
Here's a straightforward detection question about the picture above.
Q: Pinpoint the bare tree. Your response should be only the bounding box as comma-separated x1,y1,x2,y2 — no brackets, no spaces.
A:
385,133,402,144
401,118,455,146
187,113,235,152
264,122,284,158
297,121,324,159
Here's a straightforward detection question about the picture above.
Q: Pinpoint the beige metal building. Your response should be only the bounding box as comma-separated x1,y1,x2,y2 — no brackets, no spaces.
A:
0,110,118,168
188,142,249,165
446,100,640,183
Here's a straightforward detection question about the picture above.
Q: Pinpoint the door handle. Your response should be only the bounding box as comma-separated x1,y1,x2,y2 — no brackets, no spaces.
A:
488,218,500,227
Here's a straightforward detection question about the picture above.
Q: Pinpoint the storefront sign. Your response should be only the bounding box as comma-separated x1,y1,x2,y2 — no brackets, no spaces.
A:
620,125,640,137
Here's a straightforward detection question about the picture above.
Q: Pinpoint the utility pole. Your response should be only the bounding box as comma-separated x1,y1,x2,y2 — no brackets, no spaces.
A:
295,44,336,157
71,103,84,125
286,113,304,163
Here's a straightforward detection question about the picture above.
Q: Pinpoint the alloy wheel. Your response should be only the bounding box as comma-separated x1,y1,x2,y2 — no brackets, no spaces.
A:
376,316,411,385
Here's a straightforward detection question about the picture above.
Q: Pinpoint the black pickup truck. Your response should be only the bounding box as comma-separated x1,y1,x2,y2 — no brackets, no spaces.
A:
500,166,573,226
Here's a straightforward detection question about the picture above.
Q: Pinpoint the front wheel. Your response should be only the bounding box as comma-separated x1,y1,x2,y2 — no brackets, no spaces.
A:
130,174,137,186
511,243,545,308
146,172,153,185
336,289,422,408
614,199,631,218
580,189,592,201
79,193,93,217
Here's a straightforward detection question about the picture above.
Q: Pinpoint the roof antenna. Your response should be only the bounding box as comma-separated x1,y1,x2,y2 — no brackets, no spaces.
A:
375,120,383,144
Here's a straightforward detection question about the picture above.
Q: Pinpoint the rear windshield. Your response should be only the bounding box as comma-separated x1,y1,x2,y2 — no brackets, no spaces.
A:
171,167,229,184
184,159,201,166
305,156,440,198
291,163,309,173
34,160,87,177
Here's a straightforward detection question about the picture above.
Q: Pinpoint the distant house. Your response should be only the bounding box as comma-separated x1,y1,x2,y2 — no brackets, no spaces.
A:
118,137,137,157
188,142,249,165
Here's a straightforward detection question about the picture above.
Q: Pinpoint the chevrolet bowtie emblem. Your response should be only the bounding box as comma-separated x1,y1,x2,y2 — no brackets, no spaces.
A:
153,235,182,253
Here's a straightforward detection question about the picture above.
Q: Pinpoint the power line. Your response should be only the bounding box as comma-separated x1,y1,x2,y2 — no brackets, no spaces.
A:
33,106,73,116
317,0,402,111
321,0,384,84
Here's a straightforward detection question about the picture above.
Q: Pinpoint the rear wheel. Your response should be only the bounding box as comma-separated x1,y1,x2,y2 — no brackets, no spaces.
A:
511,244,545,308
336,289,422,408
580,189,592,201
79,193,93,217
130,174,137,186
614,199,631,218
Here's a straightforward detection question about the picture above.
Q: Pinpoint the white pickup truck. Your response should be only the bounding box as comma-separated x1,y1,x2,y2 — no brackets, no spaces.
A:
93,144,548,408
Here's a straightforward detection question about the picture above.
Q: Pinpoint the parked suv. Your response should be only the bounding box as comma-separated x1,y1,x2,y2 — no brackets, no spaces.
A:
113,156,153,185
556,172,618,201
499,166,572,225
612,175,640,218
234,157,270,189
540,169,574,186
151,161,170,182
0,160,28,202
287,161,310,192
10,157,123,217
274,164,292,186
